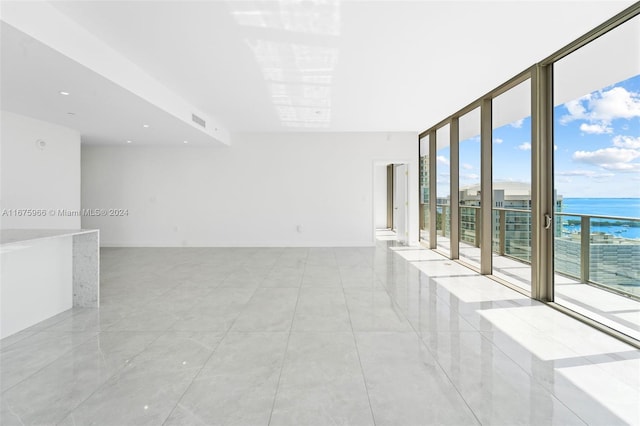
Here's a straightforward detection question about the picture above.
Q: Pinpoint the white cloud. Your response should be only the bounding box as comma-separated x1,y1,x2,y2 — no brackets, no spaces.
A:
493,138,503,144
573,147,640,171
560,95,590,125
462,163,473,170
510,119,524,128
560,86,640,126
613,135,640,149
517,142,531,151
579,123,612,134
437,155,449,166
591,86,640,121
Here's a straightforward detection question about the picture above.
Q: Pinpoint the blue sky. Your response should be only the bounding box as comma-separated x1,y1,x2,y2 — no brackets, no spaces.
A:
553,74,640,198
438,74,640,199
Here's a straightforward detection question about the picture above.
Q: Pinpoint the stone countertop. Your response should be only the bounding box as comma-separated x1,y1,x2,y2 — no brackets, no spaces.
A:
0,229,99,246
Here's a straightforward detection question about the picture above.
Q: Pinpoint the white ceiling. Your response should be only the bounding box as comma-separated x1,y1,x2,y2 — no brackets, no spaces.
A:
1,22,226,146
1,0,636,143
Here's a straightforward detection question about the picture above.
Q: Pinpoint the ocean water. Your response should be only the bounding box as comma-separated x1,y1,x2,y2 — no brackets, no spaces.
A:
559,198,640,240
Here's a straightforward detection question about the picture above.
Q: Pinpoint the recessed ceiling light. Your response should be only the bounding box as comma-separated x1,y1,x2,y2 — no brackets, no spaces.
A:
126,140,132,144
183,140,188,144
143,124,149,128
59,91,70,96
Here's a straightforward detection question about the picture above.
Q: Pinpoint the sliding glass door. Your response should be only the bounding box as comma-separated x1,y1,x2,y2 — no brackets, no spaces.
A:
458,107,481,269
552,15,640,340
491,79,532,292
436,124,451,256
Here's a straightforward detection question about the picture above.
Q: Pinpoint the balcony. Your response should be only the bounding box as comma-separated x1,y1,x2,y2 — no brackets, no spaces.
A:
420,204,640,340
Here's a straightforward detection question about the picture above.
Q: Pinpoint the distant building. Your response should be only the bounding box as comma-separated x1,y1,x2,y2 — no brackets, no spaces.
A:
454,181,563,261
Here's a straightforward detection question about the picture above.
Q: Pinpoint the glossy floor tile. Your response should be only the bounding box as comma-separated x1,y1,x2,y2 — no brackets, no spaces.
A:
270,332,374,426
1,239,638,425
164,332,288,426
438,234,640,341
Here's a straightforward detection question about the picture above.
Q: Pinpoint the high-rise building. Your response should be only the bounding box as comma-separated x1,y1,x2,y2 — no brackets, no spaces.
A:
455,181,563,262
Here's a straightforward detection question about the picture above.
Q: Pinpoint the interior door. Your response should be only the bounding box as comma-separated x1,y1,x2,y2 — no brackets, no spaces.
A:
394,164,408,244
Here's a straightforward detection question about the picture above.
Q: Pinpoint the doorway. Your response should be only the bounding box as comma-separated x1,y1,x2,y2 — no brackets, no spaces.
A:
374,162,409,244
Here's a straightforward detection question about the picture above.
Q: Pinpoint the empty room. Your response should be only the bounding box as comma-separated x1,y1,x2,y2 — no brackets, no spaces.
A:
1,1,639,425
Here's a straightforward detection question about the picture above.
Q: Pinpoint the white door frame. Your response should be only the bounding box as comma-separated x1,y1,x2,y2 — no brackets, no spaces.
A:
372,160,411,244
394,163,409,244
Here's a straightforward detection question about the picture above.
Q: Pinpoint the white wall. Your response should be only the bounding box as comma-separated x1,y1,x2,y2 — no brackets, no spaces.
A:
373,164,388,229
0,111,81,229
82,132,418,247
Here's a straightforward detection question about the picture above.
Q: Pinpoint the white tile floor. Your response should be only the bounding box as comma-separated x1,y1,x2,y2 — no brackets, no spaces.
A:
428,234,640,341
1,238,639,425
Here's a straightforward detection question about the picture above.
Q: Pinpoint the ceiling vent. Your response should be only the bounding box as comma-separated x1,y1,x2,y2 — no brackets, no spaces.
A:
191,113,206,128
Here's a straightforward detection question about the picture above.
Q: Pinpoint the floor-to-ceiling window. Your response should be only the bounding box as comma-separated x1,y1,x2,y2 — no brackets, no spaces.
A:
491,79,532,292
552,14,640,340
418,6,639,343
458,107,481,269
436,124,451,256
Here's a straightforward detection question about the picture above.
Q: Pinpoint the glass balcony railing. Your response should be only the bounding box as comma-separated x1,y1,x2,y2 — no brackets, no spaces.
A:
556,212,640,298
434,204,450,236
493,207,532,263
419,203,430,239
425,206,640,300
460,205,481,247
458,205,533,263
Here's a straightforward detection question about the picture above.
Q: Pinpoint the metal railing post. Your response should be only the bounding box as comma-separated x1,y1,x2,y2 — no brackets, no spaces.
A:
499,209,506,256
581,216,590,283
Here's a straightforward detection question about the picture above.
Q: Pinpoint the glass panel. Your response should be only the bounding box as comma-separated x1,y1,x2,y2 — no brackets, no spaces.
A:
553,15,640,340
492,79,532,292
436,124,451,256
458,107,481,268
554,213,582,278
589,216,640,292
419,134,430,244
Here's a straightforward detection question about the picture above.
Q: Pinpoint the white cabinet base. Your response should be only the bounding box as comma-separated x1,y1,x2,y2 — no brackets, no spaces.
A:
0,229,99,339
